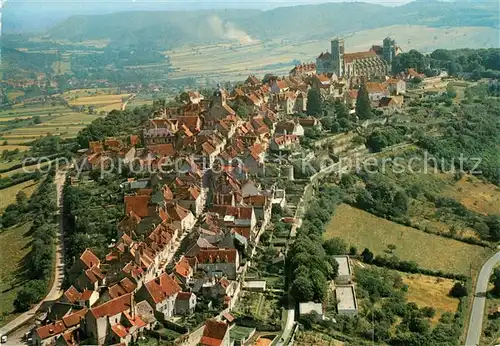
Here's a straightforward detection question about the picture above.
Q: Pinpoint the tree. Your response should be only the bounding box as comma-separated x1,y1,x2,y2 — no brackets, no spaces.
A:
16,191,28,205
306,89,322,116
356,84,372,120
421,306,436,318
291,275,315,302
492,268,500,296
449,282,468,298
446,84,457,99
14,280,46,311
323,237,348,256
33,115,42,124
362,248,374,263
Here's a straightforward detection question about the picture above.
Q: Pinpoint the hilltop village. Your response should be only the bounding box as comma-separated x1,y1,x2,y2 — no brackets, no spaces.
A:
25,37,488,346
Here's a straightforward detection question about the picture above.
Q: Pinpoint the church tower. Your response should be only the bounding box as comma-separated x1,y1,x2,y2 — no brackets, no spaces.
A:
383,37,396,64
331,38,345,77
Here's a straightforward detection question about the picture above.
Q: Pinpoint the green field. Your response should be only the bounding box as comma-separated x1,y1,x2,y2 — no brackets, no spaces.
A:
325,204,491,275
0,222,33,327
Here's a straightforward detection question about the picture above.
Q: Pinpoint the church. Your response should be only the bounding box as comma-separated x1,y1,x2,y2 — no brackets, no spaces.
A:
316,37,401,79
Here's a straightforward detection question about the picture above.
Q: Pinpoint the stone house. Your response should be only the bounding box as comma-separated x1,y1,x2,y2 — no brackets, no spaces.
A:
196,248,240,280
175,292,197,315
136,273,182,321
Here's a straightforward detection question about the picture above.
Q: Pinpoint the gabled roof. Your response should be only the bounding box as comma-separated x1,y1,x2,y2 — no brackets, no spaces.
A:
343,51,377,63
163,203,191,222
63,286,82,304
80,249,100,269
90,293,132,319
175,256,192,278
36,321,66,340
176,292,194,301
144,273,182,304
148,144,175,157
62,308,88,328
84,266,104,284
196,248,238,264
200,319,229,346
365,82,388,94
111,324,128,338
80,290,94,301
124,194,151,218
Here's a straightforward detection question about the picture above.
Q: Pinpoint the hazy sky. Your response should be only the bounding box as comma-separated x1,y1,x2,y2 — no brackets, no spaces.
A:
4,0,413,7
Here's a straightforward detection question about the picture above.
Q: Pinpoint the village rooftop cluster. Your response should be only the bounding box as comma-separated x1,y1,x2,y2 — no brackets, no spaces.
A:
31,37,447,346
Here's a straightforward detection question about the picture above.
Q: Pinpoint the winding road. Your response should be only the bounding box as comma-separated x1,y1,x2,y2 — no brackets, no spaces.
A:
465,251,500,346
0,170,67,340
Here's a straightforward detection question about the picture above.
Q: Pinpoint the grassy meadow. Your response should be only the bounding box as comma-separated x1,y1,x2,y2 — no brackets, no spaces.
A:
325,204,491,276
402,273,460,325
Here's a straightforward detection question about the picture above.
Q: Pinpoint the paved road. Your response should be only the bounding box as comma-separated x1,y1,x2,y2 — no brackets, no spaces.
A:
0,171,67,339
465,251,500,346
276,305,295,346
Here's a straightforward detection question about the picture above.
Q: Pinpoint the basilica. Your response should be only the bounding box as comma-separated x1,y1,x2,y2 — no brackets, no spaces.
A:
316,37,401,79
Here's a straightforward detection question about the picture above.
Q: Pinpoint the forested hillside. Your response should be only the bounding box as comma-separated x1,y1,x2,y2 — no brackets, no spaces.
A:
42,1,499,50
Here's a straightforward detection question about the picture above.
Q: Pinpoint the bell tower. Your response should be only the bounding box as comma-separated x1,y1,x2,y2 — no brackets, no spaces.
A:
331,38,345,77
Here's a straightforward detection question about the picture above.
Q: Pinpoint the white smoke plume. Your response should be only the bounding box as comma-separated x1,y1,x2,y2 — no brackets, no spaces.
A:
207,15,257,45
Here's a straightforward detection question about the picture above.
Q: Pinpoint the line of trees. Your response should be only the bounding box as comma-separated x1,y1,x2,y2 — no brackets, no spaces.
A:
286,186,344,303
13,169,57,311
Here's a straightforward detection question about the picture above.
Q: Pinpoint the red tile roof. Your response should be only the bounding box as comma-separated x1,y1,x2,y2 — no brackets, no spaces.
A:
111,324,129,338
85,266,105,284
90,293,132,319
124,311,147,328
80,290,94,301
148,144,175,157
232,228,251,240
164,203,191,222
62,308,88,328
36,321,66,340
365,82,388,94
144,273,182,304
80,249,100,269
64,286,82,304
125,195,151,218
222,312,235,323
175,257,192,278
196,248,238,264
176,292,193,301
201,320,229,346
177,116,201,131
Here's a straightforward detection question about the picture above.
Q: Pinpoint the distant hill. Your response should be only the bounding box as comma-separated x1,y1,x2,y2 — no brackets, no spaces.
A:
29,1,500,49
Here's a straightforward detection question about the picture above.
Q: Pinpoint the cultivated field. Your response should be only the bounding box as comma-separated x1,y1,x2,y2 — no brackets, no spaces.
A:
0,103,102,142
0,180,39,211
0,145,31,152
166,25,499,82
0,222,32,327
325,204,491,275
402,273,460,325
